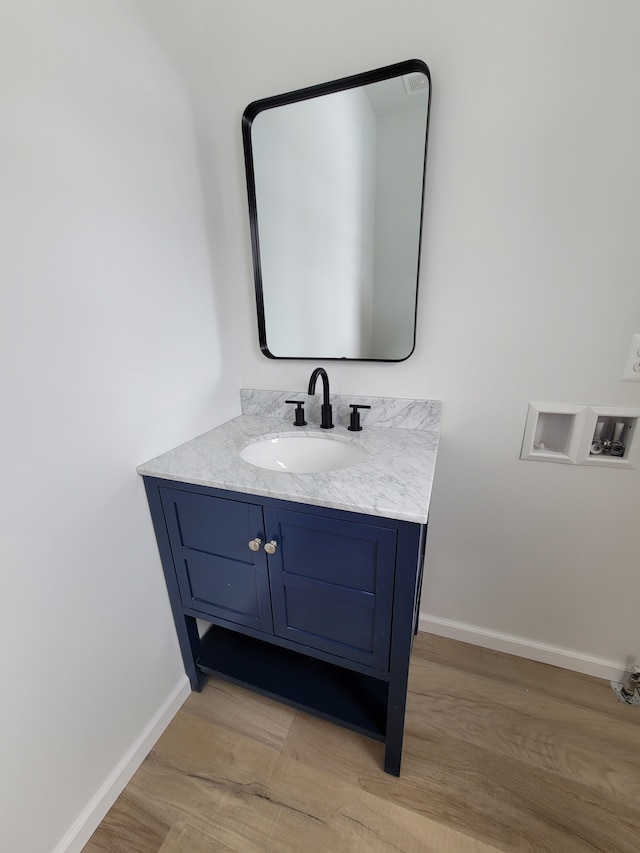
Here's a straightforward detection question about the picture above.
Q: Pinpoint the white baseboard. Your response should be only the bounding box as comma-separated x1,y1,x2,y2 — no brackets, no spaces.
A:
54,675,191,853
419,614,627,683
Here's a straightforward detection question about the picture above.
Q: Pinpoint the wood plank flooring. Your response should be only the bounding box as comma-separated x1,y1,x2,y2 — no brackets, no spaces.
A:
84,633,640,852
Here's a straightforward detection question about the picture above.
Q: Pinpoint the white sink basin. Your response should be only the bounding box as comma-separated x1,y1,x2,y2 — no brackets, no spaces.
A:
240,433,366,473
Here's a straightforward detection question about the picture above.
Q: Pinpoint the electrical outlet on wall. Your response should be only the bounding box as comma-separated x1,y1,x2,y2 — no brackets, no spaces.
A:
622,334,640,382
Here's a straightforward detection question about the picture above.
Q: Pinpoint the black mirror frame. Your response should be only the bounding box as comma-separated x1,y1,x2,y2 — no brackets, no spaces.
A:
242,59,432,362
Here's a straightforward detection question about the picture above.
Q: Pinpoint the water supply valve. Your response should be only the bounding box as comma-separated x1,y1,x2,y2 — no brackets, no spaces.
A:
610,664,640,706
590,419,629,458
621,665,640,700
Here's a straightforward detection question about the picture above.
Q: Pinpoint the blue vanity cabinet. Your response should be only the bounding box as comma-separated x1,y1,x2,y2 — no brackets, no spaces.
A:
143,476,426,776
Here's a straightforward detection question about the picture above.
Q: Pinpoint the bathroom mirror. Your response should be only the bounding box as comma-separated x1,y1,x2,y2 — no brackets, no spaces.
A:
242,59,431,361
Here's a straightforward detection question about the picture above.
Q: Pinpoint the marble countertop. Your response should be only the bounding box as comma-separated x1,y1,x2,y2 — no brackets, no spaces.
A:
137,391,441,524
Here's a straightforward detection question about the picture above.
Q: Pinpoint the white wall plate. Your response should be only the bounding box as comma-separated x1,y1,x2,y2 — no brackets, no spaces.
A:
521,403,640,469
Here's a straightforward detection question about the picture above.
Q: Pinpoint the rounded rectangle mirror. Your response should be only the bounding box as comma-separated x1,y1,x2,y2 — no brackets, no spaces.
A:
242,59,431,361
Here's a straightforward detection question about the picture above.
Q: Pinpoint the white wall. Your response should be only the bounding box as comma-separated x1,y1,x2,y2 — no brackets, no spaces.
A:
0,1,239,850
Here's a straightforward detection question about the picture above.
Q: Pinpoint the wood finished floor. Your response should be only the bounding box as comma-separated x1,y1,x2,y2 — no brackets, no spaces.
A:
84,633,640,852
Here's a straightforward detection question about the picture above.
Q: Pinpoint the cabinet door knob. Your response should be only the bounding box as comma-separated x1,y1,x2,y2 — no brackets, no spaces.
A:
264,540,278,554
248,538,262,552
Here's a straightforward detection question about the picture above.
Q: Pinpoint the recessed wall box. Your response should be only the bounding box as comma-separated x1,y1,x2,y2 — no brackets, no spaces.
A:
578,406,640,469
520,403,586,464
521,403,640,468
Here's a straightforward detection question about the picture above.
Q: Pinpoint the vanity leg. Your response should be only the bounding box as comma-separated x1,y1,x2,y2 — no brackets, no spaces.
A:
384,520,424,775
384,660,411,776
384,698,405,776
180,615,207,692
143,477,207,692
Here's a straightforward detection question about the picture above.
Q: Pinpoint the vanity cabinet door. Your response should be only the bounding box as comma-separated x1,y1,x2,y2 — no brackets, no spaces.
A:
265,508,396,670
159,488,274,633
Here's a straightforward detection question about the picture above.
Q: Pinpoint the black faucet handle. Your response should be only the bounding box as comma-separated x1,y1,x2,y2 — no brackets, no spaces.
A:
285,400,307,427
348,404,371,432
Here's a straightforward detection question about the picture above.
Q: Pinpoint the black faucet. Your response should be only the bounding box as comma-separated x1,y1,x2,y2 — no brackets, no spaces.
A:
307,367,334,429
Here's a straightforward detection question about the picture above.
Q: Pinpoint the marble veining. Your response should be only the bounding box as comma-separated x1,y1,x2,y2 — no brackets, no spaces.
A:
137,392,440,523
240,389,441,432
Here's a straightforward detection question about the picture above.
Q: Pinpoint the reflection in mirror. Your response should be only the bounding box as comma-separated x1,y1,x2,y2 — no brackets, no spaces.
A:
243,60,431,361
